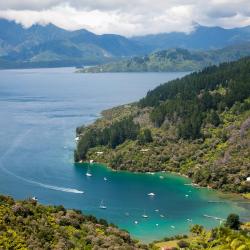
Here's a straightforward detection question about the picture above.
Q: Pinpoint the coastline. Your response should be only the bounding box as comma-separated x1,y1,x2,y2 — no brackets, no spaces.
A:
76,160,250,203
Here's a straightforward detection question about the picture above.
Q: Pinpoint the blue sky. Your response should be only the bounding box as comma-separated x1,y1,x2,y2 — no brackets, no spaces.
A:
0,0,250,36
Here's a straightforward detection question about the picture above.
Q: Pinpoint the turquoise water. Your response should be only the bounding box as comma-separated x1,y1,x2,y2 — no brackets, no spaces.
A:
0,68,249,243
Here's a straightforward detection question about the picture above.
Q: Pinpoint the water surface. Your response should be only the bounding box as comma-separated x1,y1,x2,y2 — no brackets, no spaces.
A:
0,68,249,242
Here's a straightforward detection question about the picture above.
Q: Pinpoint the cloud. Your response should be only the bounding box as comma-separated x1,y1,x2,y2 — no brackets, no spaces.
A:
0,0,250,36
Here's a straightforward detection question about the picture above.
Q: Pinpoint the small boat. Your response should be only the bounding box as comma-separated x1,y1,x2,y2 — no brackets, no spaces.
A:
99,200,107,209
86,167,92,177
89,159,94,164
156,223,159,226
134,221,138,224
155,209,159,212
142,210,148,218
86,172,92,177
32,196,38,201
171,225,175,229
160,214,165,218
75,137,80,141
104,177,107,181
185,194,189,197
159,176,164,179
147,192,155,196
187,218,192,222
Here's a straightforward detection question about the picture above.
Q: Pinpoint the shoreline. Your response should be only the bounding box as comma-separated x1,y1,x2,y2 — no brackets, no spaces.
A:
76,160,250,203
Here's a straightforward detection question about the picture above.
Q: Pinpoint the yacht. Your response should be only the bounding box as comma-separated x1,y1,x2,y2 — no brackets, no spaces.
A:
142,210,148,218
99,200,107,209
147,192,155,196
86,167,92,177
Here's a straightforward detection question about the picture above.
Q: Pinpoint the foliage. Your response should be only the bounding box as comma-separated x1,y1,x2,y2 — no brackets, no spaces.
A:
0,195,147,250
138,128,153,145
226,214,241,230
154,220,250,250
140,57,250,139
79,44,250,73
75,117,140,160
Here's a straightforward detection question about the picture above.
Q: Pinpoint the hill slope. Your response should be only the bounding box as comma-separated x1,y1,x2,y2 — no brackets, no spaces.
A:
0,195,147,249
78,43,250,73
75,57,250,194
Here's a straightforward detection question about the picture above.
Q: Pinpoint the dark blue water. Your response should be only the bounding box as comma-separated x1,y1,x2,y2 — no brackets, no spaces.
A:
0,68,249,242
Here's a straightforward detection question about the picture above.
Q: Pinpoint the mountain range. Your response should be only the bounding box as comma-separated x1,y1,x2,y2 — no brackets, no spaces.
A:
1,19,250,69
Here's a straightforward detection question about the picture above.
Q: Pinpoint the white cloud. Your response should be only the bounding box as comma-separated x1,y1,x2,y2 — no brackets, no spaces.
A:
0,0,250,36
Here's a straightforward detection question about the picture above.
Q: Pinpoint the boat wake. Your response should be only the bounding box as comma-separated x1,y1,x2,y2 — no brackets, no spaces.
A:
0,129,84,194
32,182,84,194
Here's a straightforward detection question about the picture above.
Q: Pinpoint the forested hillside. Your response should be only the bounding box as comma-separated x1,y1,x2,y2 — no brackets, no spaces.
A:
0,195,147,250
75,57,250,194
78,43,250,73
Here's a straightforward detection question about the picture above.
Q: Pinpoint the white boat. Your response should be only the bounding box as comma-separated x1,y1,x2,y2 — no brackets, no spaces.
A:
185,194,189,197
171,225,175,229
86,172,92,177
86,166,92,177
32,196,38,201
104,177,107,181
99,200,107,209
89,159,94,164
134,221,138,224
159,176,164,179
147,192,155,196
156,223,159,226
160,214,165,218
142,210,148,218
155,209,159,212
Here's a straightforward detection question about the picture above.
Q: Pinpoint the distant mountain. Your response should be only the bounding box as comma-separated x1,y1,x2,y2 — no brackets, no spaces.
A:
78,43,250,73
0,19,147,69
1,18,250,69
132,25,250,51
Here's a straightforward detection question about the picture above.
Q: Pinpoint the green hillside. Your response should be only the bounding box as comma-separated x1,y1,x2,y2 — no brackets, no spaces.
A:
78,44,250,73
75,57,250,194
0,195,147,250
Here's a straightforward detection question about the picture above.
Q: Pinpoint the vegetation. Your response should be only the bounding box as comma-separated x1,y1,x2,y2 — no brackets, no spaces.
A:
75,57,250,194
78,44,250,73
0,194,147,249
1,195,249,249
153,215,250,250
74,117,140,161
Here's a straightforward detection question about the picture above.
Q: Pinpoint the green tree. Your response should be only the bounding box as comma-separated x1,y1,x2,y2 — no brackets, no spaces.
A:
225,214,240,230
177,240,189,249
138,129,153,144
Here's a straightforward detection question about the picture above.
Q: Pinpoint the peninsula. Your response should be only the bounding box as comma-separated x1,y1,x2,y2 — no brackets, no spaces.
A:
75,57,250,196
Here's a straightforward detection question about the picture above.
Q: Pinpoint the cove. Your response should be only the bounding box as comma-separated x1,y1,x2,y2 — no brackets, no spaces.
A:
74,163,250,243
0,68,249,243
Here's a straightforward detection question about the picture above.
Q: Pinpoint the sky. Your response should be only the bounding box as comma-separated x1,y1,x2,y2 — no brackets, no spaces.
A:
0,0,250,36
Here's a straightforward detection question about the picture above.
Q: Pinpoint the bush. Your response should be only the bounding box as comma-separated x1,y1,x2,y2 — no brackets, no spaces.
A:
177,240,190,248
225,214,240,230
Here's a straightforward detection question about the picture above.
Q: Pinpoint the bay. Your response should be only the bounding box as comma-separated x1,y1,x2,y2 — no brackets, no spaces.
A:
0,68,249,243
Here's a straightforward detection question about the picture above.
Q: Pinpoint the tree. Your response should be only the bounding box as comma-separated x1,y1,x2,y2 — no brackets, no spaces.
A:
190,224,204,235
206,110,220,126
138,129,153,144
226,214,240,230
177,240,189,249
